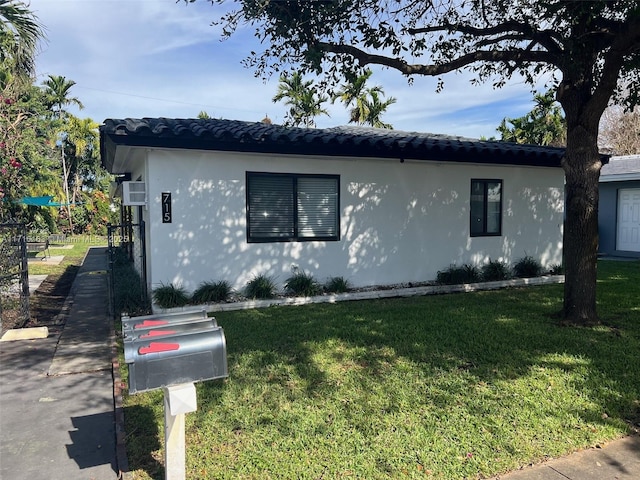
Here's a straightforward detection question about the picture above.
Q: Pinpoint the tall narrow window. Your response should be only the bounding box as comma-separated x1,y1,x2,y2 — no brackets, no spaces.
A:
247,172,339,242
470,179,502,236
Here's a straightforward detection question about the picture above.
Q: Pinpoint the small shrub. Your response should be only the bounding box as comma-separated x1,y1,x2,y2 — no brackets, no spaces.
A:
152,282,190,308
245,274,277,299
113,256,150,316
549,263,564,275
192,280,232,304
111,246,133,267
325,276,350,293
285,270,322,297
481,259,511,281
436,264,480,285
513,255,543,278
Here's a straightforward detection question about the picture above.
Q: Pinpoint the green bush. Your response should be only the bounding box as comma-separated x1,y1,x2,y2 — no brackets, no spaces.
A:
513,255,543,278
245,274,277,299
192,280,232,304
113,261,150,316
549,263,564,275
111,246,133,267
481,259,511,281
152,282,190,309
436,264,481,285
285,270,322,297
324,276,350,293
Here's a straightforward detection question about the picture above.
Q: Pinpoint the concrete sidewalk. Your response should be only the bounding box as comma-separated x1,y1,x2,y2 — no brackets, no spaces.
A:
0,247,121,480
492,434,640,479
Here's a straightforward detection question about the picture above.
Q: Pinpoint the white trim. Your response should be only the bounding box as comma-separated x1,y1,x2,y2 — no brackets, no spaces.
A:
600,173,640,182
616,188,640,252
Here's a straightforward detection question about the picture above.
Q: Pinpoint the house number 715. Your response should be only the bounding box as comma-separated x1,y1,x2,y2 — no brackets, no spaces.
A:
162,192,172,223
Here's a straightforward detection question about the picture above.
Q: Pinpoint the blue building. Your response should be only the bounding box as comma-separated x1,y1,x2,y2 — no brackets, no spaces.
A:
598,155,640,258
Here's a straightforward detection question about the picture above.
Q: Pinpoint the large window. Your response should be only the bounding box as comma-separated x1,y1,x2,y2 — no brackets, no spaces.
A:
246,172,340,242
470,179,502,236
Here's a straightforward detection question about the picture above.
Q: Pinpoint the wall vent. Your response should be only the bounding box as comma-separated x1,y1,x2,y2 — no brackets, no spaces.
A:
121,181,147,206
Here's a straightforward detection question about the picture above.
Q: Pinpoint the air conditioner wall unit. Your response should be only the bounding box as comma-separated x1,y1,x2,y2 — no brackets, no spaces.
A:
122,181,147,206
109,181,121,200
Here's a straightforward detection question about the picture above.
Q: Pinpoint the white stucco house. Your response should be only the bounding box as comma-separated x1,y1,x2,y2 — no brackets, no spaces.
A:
100,118,568,296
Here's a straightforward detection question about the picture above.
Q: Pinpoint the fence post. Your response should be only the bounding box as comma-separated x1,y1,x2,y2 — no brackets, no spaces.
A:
0,223,30,326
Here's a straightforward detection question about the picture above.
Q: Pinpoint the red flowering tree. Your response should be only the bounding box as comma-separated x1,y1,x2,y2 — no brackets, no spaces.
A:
0,81,55,222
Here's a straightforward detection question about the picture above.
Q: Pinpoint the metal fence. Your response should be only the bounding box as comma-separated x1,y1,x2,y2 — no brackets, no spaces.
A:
107,221,150,318
0,223,29,329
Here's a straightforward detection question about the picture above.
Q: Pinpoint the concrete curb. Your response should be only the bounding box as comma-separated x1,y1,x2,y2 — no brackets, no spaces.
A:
154,275,565,314
112,329,130,479
104,249,131,479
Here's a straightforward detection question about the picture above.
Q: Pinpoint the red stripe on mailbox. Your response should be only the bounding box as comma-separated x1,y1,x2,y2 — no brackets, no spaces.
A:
140,330,177,338
134,319,168,329
139,342,180,354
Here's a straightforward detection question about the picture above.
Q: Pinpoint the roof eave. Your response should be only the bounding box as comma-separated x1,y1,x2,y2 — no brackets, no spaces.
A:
600,173,640,182
100,135,565,170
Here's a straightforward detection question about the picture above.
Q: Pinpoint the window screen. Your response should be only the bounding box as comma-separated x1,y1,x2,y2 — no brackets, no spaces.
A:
247,173,339,242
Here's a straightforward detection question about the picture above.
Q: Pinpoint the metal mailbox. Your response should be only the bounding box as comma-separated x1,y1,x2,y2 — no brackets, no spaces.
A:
123,318,218,355
122,311,228,395
122,309,211,334
123,318,217,344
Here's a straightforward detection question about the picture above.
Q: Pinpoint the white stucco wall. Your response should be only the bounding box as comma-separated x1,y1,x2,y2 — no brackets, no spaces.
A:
139,148,564,293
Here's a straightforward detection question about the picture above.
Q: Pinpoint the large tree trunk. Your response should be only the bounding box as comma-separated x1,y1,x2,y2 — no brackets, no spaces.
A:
561,111,603,326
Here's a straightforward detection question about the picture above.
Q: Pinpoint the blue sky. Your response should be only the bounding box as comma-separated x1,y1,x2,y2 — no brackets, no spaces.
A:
30,0,547,139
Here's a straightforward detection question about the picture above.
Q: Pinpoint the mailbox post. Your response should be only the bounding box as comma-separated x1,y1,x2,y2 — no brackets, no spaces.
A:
164,383,197,480
122,310,228,480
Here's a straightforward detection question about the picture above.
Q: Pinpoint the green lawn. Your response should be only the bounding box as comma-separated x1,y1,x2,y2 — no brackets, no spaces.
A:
124,260,640,479
28,237,106,276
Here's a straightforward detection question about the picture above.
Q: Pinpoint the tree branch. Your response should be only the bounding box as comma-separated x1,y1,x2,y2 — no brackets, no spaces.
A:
407,21,563,55
408,21,529,37
317,42,555,75
589,16,640,116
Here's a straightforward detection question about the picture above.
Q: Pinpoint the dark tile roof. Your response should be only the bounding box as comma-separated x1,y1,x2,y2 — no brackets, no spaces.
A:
100,117,569,173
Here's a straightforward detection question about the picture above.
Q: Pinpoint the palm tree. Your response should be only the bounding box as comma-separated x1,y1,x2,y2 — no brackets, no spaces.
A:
273,72,329,127
333,69,396,129
0,0,44,84
42,75,84,230
498,90,566,147
42,74,84,119
333,69,373,124
64,115,99,204
362,89,397,129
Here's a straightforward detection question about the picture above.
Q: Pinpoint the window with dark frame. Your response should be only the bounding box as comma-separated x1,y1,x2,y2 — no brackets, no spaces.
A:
470,179,502,237
246,172,340,242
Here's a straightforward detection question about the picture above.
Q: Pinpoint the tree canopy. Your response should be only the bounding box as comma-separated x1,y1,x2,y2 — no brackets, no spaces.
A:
333,69,396,128
42,74,84,119
273,72,330,127
194,0,640,325
498,91,566,147
204,1,639,103
0,3,115,234
0,0,44,86
599,106,640,155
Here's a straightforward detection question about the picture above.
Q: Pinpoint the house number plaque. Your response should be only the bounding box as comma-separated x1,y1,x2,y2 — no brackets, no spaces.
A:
162,192,172,223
